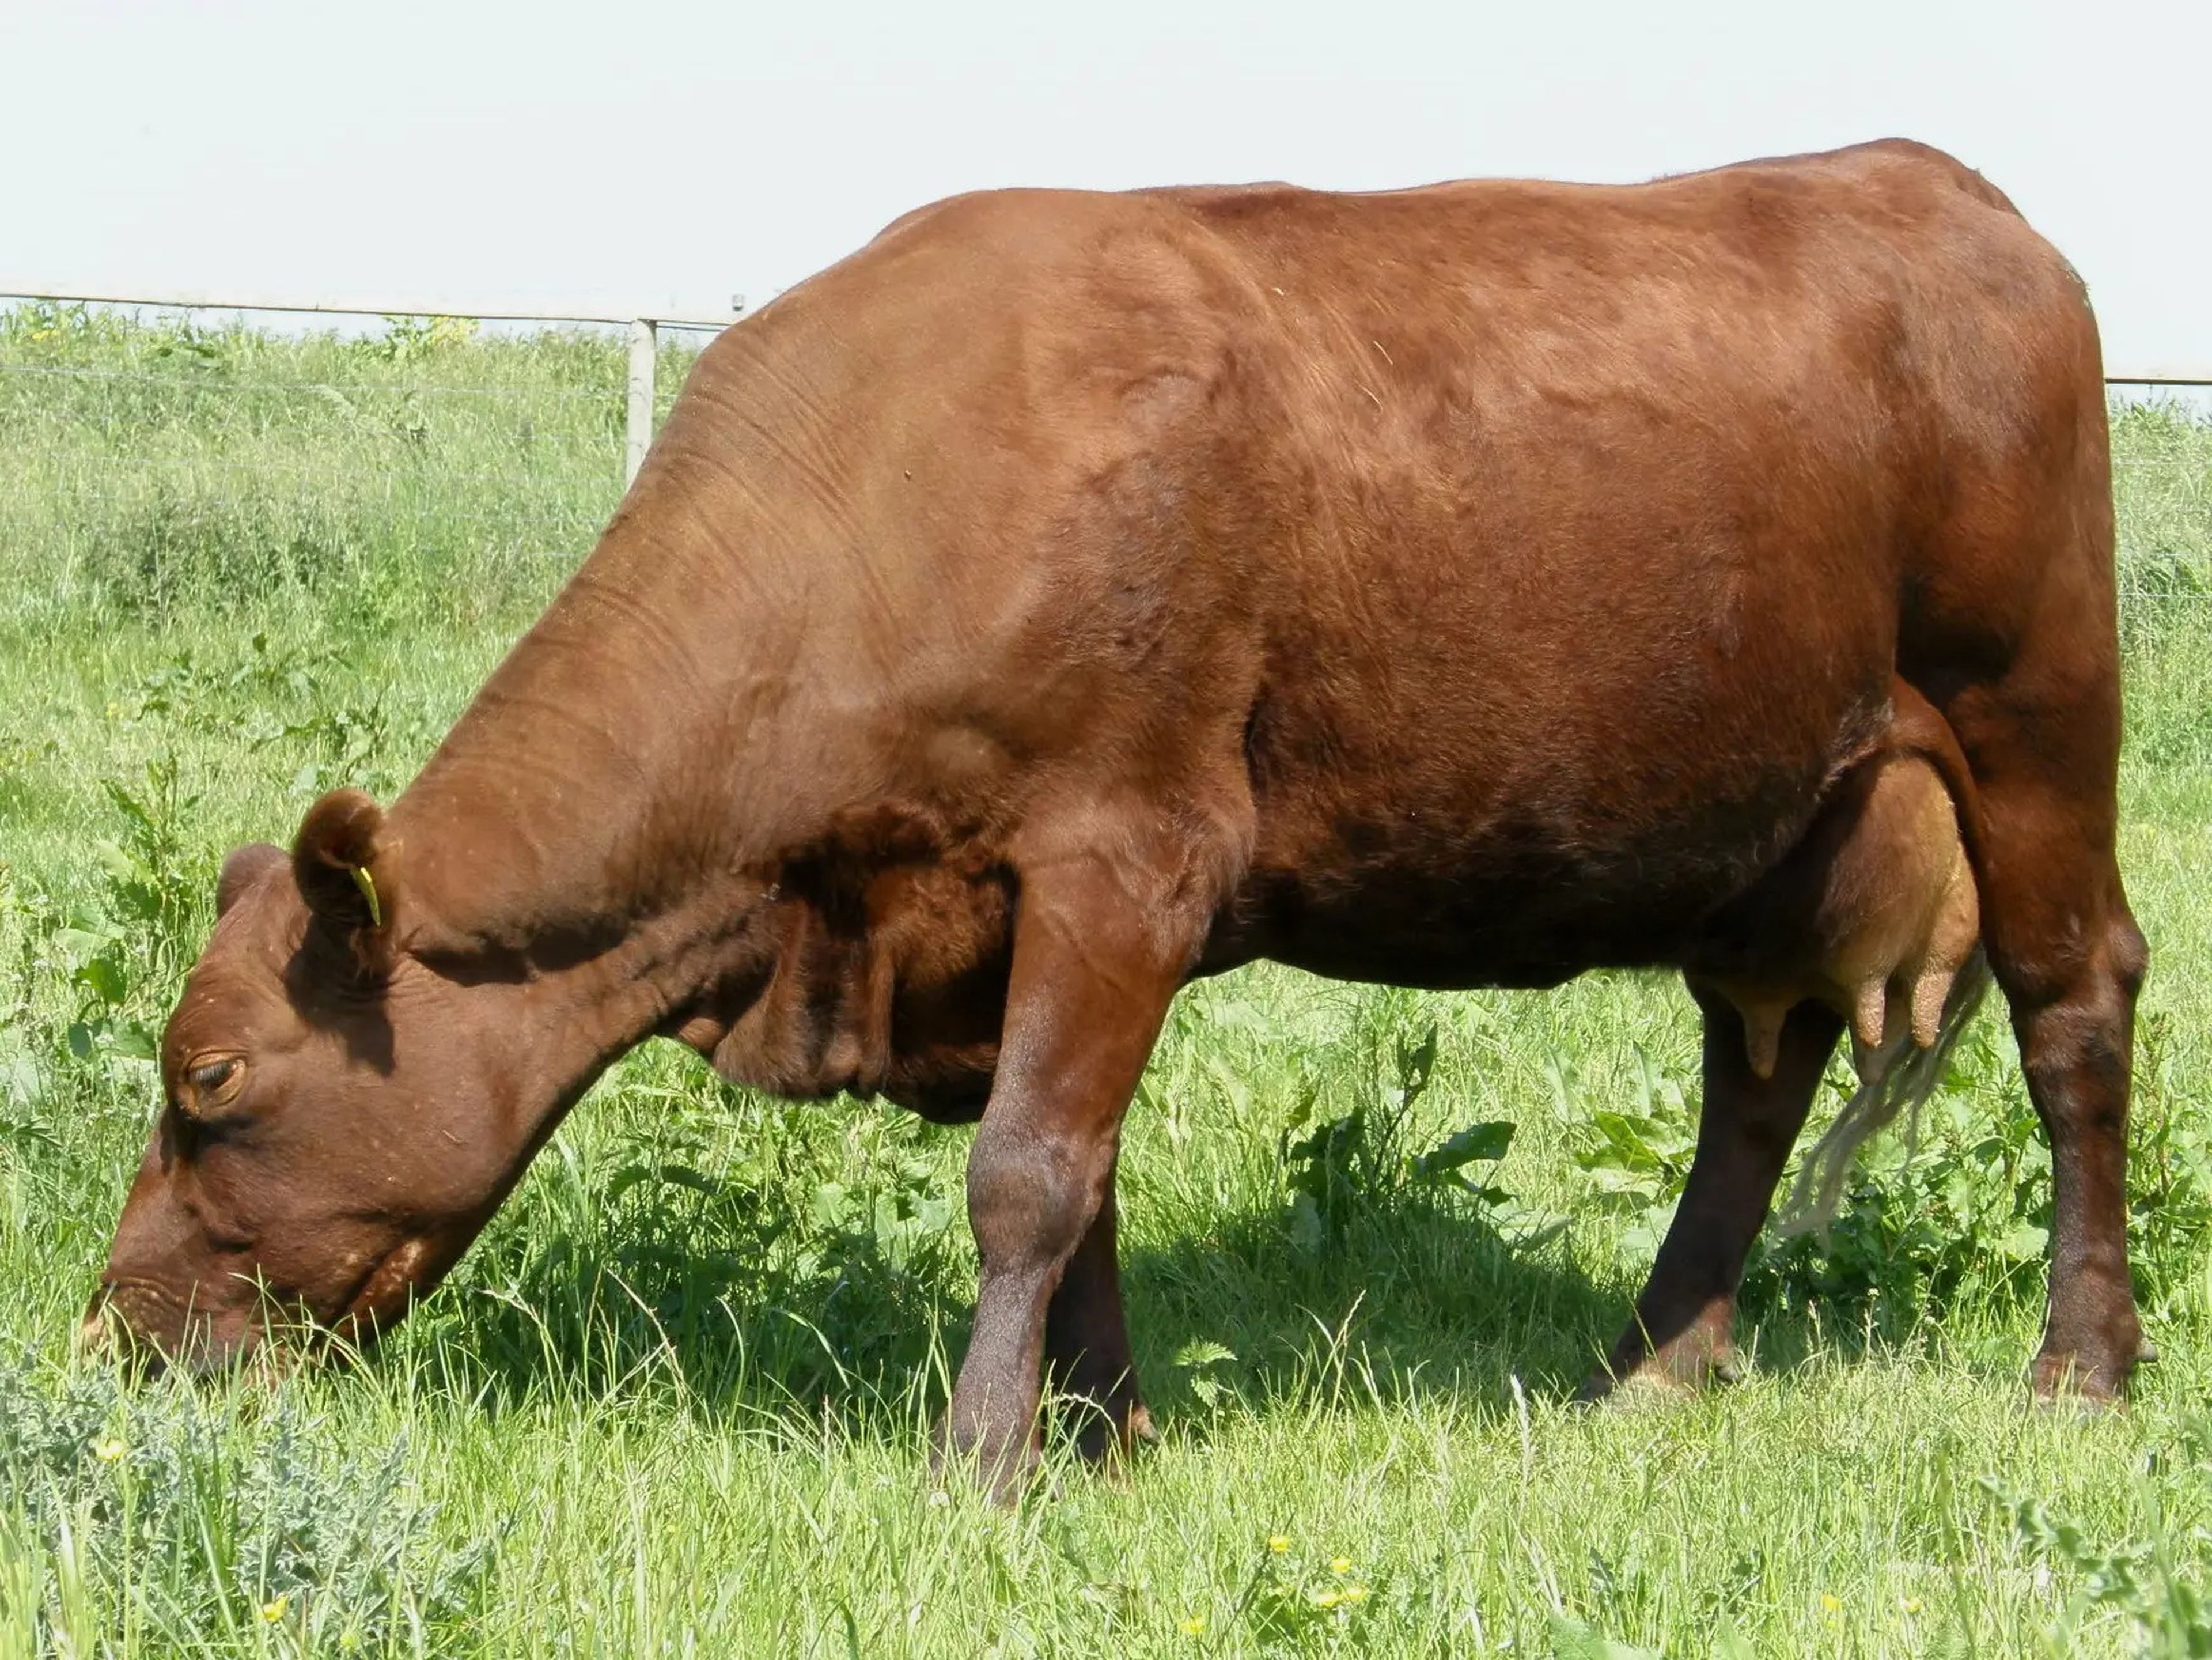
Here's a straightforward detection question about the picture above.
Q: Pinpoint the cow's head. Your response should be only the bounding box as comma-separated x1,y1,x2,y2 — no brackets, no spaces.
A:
88,784,1020,1369
86,789,548,1368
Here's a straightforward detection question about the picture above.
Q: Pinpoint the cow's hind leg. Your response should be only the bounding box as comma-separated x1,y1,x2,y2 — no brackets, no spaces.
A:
1585,989,1843,1397
1942,686,2147,1400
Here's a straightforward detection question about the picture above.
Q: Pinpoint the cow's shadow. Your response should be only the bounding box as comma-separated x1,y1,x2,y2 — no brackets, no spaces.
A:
1116,1200,1628,1430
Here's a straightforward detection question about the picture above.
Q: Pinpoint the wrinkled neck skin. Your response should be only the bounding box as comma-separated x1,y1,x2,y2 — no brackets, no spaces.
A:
377,383,1013,1167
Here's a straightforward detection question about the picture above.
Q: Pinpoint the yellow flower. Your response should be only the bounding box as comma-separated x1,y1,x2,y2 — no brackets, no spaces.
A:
92,1438,126,1463
1267,1534,1290,1554
1310,1589,1342,1609
1900,1596,1924,1615
1820,1593,1842,1613
1330,1557,1353,1575
260,1594,290,1624
1178,1614,1206,1636
1344,1585,1369,1603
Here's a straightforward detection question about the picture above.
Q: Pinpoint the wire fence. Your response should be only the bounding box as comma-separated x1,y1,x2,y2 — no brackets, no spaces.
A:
0,293,2207,633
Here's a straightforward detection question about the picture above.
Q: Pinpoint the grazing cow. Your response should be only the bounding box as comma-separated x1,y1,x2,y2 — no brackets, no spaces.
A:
90,138,2146,1495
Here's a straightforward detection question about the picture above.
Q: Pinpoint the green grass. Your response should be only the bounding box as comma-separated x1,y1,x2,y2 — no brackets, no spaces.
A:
4,302,2212,1655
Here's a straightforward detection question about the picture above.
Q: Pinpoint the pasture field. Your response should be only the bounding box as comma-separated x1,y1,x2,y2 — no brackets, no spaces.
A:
3,302,2212,1656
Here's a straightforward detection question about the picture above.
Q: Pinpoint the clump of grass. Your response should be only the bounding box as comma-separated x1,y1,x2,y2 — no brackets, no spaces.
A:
0,1348,495,1654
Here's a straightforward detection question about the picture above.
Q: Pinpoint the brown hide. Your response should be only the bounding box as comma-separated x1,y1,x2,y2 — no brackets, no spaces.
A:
92,139,2143,1430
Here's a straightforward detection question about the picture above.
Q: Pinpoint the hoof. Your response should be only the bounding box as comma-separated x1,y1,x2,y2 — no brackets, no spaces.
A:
1054,1377,1159,1466
929,1420,1042,1507
1574,1370,1618,1406
2029,1346,2132,1408
1580,1368,1698,1411
1581,1343,1743,1404
1088,1403,1157,1489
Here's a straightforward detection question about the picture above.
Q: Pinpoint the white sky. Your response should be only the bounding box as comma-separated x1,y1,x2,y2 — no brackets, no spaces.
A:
5,0,2209,372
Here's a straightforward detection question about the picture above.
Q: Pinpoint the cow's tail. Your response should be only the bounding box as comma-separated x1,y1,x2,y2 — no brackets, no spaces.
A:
1771,944,1993,1237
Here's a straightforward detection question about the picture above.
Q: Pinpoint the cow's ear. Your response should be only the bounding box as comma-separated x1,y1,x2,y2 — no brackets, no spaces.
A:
293,789,394,959
216,842,286,917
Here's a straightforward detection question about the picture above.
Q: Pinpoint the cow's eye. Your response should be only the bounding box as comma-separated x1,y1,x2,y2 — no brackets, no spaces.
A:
185,1057,244,1104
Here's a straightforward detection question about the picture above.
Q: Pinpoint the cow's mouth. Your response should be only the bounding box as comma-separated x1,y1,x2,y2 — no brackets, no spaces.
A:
80,1273,272,1377
87,1234,444,1375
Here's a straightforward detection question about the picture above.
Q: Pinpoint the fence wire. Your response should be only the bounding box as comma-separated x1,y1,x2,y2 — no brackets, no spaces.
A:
0,362,612,400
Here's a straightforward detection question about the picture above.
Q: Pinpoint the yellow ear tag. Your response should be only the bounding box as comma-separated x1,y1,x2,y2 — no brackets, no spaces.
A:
350,864,383,928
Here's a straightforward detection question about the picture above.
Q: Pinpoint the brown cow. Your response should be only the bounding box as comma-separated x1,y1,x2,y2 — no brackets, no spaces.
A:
90,138,2147,1495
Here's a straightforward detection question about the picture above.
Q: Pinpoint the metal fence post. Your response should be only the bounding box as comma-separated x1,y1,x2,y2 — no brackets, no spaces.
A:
626,318,657,486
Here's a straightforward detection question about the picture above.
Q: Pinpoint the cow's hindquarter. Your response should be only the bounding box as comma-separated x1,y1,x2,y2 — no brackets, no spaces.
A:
1893,190,2149,1397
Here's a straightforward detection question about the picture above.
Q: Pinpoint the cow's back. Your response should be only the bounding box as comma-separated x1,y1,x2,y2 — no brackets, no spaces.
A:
1104,143,2099,984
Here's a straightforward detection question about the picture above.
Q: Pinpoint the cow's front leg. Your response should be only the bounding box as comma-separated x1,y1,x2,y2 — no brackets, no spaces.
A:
941,837,1199,1500
1585,986,1842,1396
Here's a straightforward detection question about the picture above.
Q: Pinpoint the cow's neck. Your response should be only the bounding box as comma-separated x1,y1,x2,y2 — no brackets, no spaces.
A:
369,353,979,1098
385,393,862,941
379,429,846,1061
